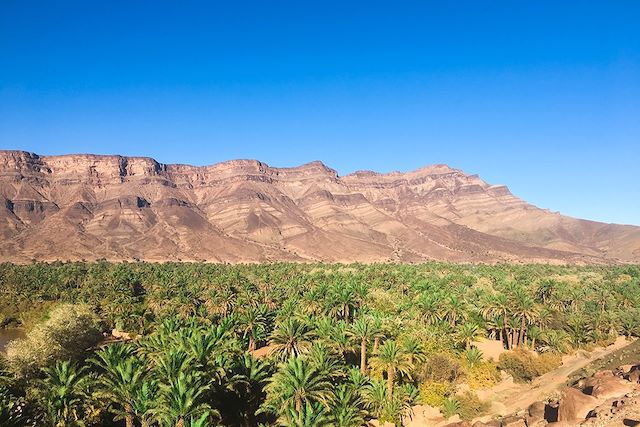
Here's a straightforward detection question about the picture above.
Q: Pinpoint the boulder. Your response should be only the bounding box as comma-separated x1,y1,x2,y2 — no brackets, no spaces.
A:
618,364,637,374
501,415,526,427
443,421,470,427
557,387,600,421
593,370,614,379
546,422,579,427
589,377,634,400
624,366,640,384
525,415,548,427
472,420,501,427
528,401,546,419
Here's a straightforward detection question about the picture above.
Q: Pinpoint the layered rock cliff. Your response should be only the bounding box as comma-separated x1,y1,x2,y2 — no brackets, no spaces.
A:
0,150,637,263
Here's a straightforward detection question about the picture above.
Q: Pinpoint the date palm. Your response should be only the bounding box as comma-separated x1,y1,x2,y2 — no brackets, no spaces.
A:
234,354,271,427
38,360,89,427
527,326,543,350
481,294,511,349
131,379,158,427
284,401,331,427
362,379,387,419
440,295,468,327
400,336,426,365
155,371,213,427
269,318,313,360
416,294,441,325
91,344,147,427
240,305,268,351
369,340,413,399
456,322,483,350
512,290,539,347
348,317,374,373
330,384,365,427
263,356,334,420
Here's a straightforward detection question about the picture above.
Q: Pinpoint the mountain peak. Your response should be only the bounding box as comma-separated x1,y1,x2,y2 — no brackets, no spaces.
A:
0,150,637,264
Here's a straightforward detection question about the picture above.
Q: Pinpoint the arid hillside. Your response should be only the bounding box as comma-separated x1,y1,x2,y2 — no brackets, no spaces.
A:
0,150,638,263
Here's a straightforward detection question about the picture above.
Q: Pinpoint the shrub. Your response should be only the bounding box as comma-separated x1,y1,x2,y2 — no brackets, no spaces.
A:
441,398,460,419
465,362,501,390
418,353,462,383
456,391,490,421
5,304,102,378
418,381,453,407
497,349,561,382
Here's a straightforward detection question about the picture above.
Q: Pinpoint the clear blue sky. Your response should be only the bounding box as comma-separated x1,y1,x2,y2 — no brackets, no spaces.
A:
1,2,638,225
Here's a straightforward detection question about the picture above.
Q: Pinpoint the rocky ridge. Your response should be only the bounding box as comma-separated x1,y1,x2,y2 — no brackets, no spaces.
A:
0,150,638,263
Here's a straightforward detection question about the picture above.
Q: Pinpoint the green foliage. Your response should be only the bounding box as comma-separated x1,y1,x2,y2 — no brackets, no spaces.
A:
0,261,637,426
5,304,102,378
497,349,562,382
465,362,501,390
441,397,460,419
418,381,452,407
455,391,491,421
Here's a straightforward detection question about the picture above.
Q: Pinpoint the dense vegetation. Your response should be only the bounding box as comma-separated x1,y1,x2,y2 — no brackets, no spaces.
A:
1,261,639,426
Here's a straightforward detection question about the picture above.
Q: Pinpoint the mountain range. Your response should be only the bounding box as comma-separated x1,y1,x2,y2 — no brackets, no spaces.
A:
1,150,638,264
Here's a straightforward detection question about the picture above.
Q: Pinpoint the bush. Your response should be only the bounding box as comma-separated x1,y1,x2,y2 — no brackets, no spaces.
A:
465,362,501,389
441,398,460,419
418,381,453,407
418,353,462,383
497,349,561,382
456,391,490,420
5,304,102,378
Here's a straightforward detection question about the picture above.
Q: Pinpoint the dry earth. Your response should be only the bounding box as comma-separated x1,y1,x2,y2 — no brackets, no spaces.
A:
1,150,639,263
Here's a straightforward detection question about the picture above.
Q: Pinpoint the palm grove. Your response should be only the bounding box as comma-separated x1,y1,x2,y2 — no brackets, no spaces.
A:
1,262,639,426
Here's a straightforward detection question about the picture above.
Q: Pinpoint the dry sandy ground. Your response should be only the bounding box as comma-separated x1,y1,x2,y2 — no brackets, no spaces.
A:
476,337,633,420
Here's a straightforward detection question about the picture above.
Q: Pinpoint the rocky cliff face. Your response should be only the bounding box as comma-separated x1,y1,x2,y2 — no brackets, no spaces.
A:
0,150,638,263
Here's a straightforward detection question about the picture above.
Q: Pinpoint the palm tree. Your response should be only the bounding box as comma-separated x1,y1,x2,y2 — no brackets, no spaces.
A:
463,347,483,368
284,401,331,427
263,356,334,422
131,379,158,427
416,294,441,325
269,318,313,360
327,286,357,321
482,293,511,349
38,360,89,427
542,329,569,353
440,295,468,327
348,317,374,373
400,336,426,365
240,305,268,351
369,340,413,399
330,384,365,427
511,291,539,347
456,323,483,350
362,379,387,419
155,371,213,427
234,354,271,427
91,344,147,427
370,315,385,354
307,343,344,380
527,326,543,351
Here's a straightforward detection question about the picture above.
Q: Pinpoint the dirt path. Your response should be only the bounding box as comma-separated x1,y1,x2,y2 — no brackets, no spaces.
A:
481,337,633,417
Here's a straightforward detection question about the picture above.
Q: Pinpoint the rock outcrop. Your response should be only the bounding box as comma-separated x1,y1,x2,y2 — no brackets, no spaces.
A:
1,150,639,263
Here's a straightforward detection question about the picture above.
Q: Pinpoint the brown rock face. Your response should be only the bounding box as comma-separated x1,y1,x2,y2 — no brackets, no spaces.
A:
0,150,638,263
557,388,600,422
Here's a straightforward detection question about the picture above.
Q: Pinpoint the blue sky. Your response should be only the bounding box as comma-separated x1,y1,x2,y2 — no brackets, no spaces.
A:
1,1,639,225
